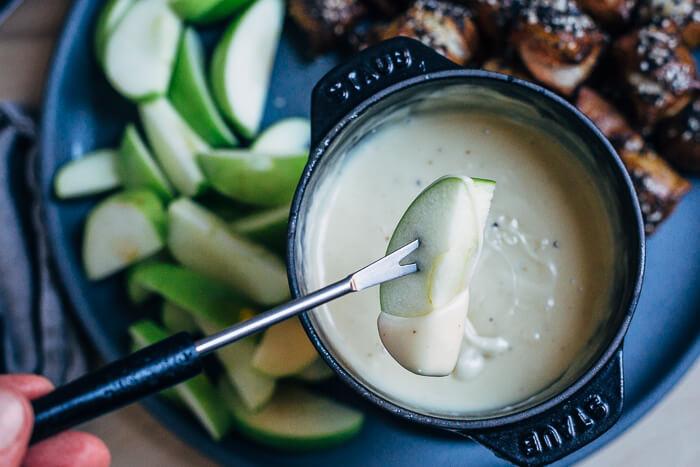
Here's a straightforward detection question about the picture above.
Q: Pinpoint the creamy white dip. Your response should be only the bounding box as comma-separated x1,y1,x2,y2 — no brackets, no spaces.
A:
302,105,614,415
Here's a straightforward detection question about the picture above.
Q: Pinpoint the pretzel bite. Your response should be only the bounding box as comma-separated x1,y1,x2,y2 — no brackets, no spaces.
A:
637,0,700,47
482,56,533,81
576,0,638,28
346,20,383,51
576,87,691,235
620,140,692,235
655,99,700,172
467,0,524,44
376,0,480,66
510,0,606,96
288,0,368,53
612,24,698,130
361,0,411,17
576,86,638,142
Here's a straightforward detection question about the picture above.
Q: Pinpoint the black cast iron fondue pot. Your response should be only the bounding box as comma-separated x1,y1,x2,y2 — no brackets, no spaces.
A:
287,37,645,466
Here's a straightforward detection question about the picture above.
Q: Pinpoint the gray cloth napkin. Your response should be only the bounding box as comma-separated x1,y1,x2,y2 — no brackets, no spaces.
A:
0,102,86,384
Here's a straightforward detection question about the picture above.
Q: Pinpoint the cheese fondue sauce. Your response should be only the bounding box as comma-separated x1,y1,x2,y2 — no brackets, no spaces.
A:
303,108,614,415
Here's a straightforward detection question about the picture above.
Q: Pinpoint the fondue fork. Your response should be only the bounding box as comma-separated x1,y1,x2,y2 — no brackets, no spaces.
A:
29,239,420,444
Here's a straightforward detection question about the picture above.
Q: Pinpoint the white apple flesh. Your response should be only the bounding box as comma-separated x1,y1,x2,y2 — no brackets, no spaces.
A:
251,118,311,154
378,176,495,376
82,190,166,280
139,98,209,196
103,0,182,101
54,149,122,199
210,0,284,138
380,176,495,317
167,198,290,305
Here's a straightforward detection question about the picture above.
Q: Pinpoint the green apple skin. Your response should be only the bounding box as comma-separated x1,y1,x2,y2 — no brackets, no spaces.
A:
379,177,495,317
139,98,209,197
161,301,201,334
196,192,252,221
210,0,284,138
169,28,237,147
219,381,364,451
197,149,307,207
94,0,135,66
125,267,152,305
194,0,254,23
228,204,289,254
129,320,233,440
132,262,255,326
167,198,290,305
82,189,167,280
202,330,276,411
169,0,252,23
103,0,182,102
168,0,221,20
133,263,272,411
191,310,276,412
118,124,174,201
94,190,168,241
124,251,171,304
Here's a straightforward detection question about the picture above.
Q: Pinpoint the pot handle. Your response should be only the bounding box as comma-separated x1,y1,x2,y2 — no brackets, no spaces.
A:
470,349,624,466
310,37,460,148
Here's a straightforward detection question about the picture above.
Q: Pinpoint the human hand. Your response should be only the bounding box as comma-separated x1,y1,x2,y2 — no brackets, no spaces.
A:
0,374,110,467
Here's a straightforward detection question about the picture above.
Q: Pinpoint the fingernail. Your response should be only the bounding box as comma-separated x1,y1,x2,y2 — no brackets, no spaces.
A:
0,388,25,450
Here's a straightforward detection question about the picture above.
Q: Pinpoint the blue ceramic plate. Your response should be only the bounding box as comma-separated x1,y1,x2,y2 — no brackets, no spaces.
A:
39,0,700,465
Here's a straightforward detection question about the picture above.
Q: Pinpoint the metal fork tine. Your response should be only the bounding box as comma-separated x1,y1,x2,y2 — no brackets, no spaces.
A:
349,239,420,291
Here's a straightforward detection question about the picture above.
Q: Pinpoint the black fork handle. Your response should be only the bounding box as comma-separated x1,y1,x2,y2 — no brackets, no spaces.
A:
30,332,201,444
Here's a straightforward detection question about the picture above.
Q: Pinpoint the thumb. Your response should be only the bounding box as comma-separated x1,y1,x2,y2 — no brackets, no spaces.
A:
0,385,33,467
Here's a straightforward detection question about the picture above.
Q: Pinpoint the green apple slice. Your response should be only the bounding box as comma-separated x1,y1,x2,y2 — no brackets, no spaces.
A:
94,0,135,66
190,309,275,412
129,320,233,440
54,149,121,199
228,204,289,254
133,261,274,410
197,149,306,207
139,98,209,196
169,28,237,147
210,0,284,138
118,124,174,201
168,0,221,21
124,252,170,304
380,176,495,317
251,318,318,377
168,198,290,305
251,118,310,154
294,357,335,383
219,381,364,451
161,301,200,334
198,193,250,221
126,270,151,304
103,0,182,101
196,0,254,23
219,340,276,412
199,320,276,412
169,0,253,24
131,262,255,325
82,190,166,280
